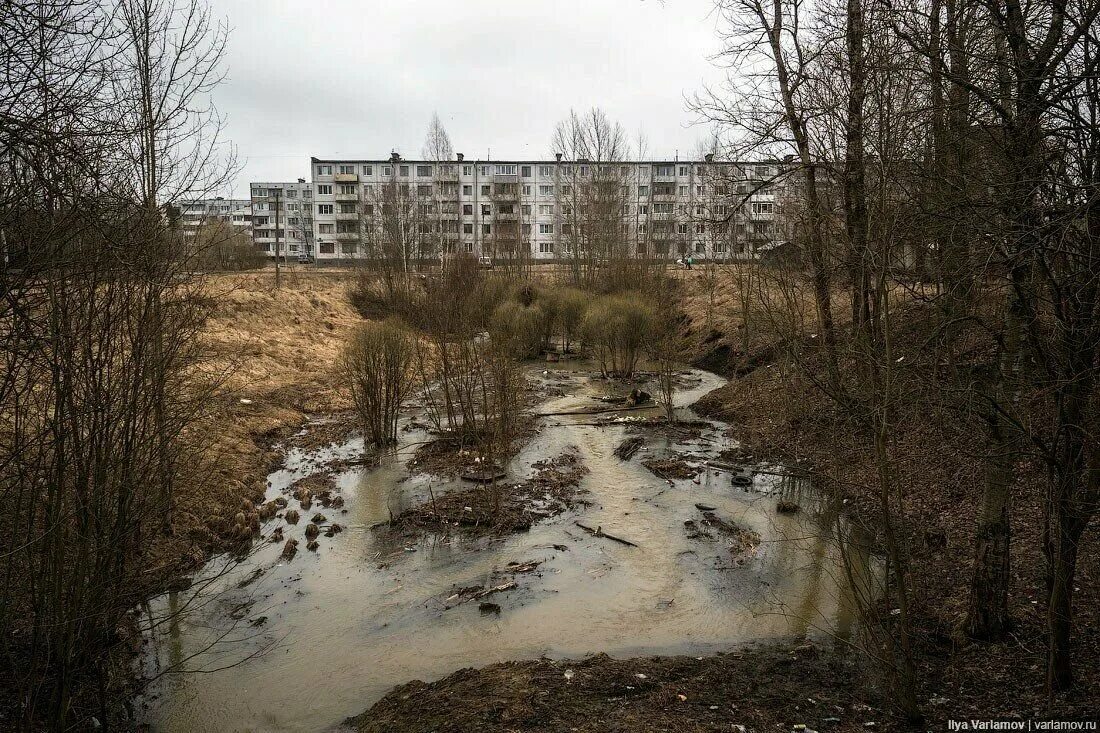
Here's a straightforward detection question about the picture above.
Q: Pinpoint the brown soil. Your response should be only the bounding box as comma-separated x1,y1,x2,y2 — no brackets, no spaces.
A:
384,450,589,537
350,643,875,733
406,418,537,479
642,455,703,480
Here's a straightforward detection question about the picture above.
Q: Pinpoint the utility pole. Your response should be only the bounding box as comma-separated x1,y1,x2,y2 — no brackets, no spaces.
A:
273,187,282,288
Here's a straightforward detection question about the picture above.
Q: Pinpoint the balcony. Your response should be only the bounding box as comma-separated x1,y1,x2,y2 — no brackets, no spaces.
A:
494,212,519,222
335,192,359,202
332,231,359,241
335,212,359,220
493,174,519,184
334,173,359,183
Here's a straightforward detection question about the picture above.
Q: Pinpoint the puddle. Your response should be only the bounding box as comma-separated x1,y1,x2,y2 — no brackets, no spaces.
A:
135,365,876,732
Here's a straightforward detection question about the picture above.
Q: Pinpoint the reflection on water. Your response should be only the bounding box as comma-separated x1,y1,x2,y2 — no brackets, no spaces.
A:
135,366,878,733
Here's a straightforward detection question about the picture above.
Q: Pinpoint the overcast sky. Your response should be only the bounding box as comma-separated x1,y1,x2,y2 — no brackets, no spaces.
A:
211,0,727,197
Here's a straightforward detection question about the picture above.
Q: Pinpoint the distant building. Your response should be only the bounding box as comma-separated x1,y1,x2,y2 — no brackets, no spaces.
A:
307,153,788,263
249,179,313,258
177,197,252,240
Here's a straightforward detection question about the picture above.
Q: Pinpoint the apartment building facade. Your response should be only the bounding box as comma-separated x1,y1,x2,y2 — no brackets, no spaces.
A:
309,153,784,263
249,179,314,258
177,197,252,240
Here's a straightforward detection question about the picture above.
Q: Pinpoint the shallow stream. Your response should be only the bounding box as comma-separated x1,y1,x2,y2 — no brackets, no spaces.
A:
136,365,874,732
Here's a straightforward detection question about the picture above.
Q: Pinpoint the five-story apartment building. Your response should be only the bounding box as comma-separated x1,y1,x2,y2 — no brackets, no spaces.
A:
309,153,784,263
250,179,314,258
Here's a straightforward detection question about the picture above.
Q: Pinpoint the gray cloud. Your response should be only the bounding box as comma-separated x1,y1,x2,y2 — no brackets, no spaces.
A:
210,0,725,195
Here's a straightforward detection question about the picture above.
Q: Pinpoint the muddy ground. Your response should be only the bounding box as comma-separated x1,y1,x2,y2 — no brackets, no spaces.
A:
351,643,872,733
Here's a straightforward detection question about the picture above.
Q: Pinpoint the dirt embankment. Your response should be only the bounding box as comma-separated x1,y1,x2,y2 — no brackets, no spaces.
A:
351,644,870,733
687,298,1100,724
141,269,361,586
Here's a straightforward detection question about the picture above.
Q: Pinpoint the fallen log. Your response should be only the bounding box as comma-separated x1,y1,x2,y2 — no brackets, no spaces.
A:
574,521,638,547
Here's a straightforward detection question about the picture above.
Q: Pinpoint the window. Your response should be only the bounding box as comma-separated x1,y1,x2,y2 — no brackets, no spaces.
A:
562,185,572,195
539,242,553,254
339,203,356,214
383,166,392,176
695,223,705,234
337,221,357,233
363,204,374,216
679,185,688,196
638,185,649,197
521,204,531,215
677,223,688,234
480,185,490,196
696,185,704,196
538,165,552,176
579,166,588,176
462,185,472,196
286,190,297,198
756,165,770,178
479,165,490,175
538,185,553,196
341,243,356,254
561,223,573,235
289,244,299,252
253,216,269,226
463,204,473,215
695,205,705,216
481,204,491,216
316,184,332,195
538,204,554,215
521,166,531,177
363,165,373,175
656,165,674,177
654,184,675,196
318,223,334,233
416,165,432,177
638,204,649,215
679,166,688,176
522,185,531,196
462,165,472,176
317,165,332,175
338,165,354,175
495,164,517,175
320,242,335,254
482,223,491,235
399,165,409,177
539,223,553,234
463,223,473,234
317,204,333,214
418,184,432,196
751,201,774,214
653,203,673,214
522,223,531,235
338,184,355,194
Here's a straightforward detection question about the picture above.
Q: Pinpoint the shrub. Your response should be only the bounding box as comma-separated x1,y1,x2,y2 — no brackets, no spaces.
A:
582,292,655,378
341,319,416,447
491,300,548,359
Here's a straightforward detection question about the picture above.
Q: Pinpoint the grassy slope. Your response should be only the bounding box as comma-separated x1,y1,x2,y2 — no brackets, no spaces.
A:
140,268,360,585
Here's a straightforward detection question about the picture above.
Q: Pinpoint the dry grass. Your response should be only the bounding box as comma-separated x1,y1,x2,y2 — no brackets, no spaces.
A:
142,269,361,583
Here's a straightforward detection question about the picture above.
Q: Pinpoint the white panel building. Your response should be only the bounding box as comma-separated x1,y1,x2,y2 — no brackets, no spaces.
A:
309,153,784,263
177,197,252,240
249,180,314,258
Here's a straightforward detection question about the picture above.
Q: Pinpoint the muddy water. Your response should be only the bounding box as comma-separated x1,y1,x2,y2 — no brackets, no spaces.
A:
136,366,875,733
